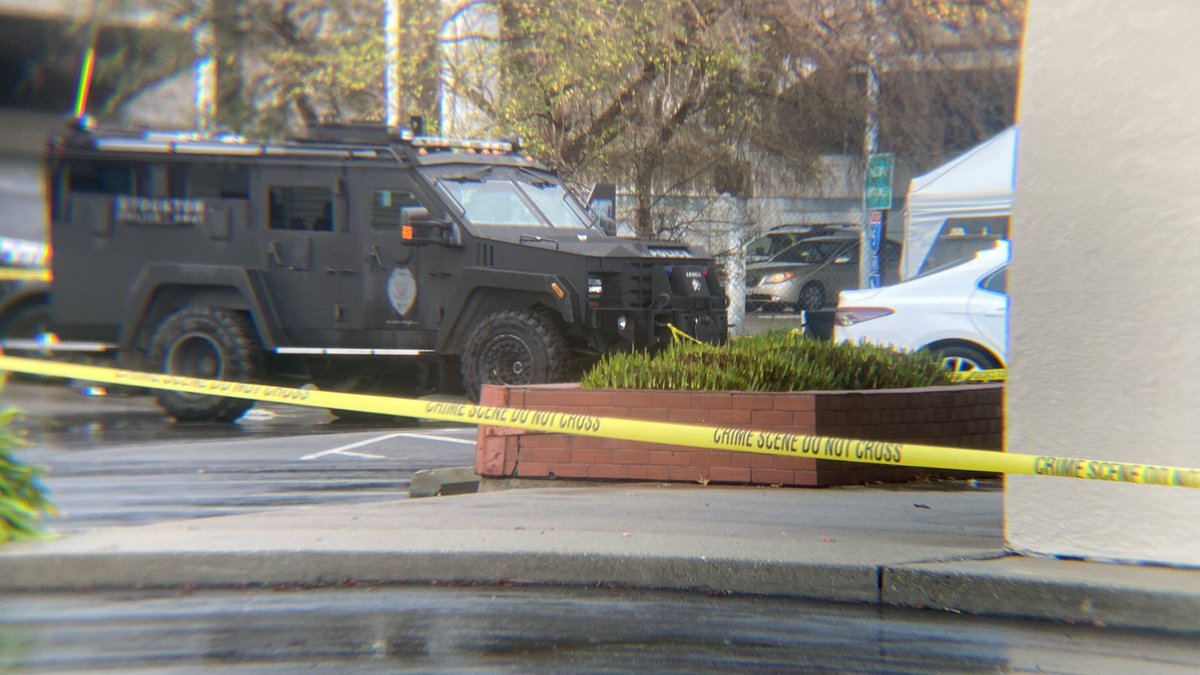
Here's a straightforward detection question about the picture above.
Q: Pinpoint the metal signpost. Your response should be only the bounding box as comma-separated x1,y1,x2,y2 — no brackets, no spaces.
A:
863,153,894,289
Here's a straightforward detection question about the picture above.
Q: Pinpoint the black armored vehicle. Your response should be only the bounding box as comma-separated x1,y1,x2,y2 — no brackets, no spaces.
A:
22,121,728,420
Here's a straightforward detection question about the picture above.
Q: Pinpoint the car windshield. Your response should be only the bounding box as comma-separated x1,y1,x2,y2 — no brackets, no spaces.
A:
773,240,853,265
430,168,592,230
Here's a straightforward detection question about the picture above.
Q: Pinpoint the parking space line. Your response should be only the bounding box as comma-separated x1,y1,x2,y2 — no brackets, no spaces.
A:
299,434,407,461
334,450,387,460
298,432,476,461
386,432,476,446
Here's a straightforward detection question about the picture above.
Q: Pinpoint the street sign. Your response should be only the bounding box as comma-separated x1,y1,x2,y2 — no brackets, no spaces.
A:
865,153,894,211
865,209,886,289
867,211,883,254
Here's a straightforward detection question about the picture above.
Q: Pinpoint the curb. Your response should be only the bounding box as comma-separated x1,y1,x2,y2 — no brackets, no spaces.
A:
409,466,481,498
3,548,1198,634
0,550,895,606
883,557,1200,634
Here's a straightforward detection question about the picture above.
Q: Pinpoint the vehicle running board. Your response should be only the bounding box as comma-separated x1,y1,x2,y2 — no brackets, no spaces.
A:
274,347,430,356
0,338,115,353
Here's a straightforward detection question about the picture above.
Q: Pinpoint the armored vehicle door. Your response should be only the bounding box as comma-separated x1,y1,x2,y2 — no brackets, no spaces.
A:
255,167,358,344
349,169,451,349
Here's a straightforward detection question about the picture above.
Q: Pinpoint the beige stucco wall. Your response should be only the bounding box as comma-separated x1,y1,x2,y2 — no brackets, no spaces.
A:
1007,1,1200,566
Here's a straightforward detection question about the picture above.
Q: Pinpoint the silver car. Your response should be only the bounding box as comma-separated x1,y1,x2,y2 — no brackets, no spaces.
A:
744,223,856,264
745,234,901,312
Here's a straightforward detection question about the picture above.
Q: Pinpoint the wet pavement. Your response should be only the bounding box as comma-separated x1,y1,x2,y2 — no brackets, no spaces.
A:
4,585,1198,673
2,381,478,532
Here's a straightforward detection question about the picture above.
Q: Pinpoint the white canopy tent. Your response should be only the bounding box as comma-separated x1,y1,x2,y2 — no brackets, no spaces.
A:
902,126,1017,279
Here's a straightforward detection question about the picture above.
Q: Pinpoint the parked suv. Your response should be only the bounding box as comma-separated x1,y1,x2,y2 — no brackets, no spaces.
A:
745,233,900,312
15,121,729,421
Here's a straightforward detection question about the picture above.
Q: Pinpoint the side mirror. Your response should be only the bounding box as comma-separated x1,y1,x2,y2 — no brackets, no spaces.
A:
597,215,617,237
586,182,617,220
402,218,454,246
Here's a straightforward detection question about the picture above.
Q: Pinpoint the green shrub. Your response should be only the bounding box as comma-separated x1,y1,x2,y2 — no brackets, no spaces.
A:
0,407,54,543
581,330,957,392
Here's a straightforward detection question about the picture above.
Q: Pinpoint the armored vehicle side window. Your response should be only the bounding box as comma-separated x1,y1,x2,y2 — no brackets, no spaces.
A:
369,190,423,231
517,181,590,229
68,161,154,197
169,165,250,200
269,185,334,232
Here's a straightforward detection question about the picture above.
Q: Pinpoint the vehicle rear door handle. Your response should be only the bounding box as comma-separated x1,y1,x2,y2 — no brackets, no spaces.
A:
325,267,355,275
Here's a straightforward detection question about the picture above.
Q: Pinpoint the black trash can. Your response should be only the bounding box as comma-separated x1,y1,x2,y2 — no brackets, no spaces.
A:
801,309,835,341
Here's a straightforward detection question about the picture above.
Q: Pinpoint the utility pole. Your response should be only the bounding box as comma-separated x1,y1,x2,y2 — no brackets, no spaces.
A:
384,0,401,131
859,6,881,291
194,0,216,131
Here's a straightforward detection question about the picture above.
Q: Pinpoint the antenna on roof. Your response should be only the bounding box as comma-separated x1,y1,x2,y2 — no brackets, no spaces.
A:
72,13,99,126
73,45,96,123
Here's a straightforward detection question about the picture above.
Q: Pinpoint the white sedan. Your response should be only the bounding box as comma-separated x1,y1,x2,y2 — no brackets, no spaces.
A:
834,241,1009,372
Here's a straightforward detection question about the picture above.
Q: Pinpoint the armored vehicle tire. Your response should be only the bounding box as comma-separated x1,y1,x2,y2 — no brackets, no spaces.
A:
0,301,51,380
0,300,50,341
461,308,571,401
147,306,264,422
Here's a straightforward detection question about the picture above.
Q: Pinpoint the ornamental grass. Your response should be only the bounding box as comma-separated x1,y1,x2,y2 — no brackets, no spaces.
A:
581,330,956,392
0,402,54,543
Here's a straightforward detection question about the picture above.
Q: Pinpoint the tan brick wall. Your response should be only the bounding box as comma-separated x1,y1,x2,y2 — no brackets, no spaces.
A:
476,384,1002,487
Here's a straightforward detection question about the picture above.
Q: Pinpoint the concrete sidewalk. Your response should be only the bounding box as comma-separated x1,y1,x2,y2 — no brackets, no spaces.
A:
1,479,1198,634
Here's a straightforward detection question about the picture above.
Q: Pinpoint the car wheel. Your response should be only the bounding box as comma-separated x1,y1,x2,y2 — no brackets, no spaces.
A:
796,282,826,312
932,344,999,373
147,306,263,422
461,308,571,402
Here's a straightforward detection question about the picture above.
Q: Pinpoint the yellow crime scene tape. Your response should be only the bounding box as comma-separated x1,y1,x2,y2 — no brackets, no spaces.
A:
0,268,50,282
0,354,1195,490
955,369,1006,382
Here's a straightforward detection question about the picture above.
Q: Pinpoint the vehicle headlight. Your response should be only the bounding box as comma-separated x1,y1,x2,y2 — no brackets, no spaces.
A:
587,276,603,297
763,272,796,285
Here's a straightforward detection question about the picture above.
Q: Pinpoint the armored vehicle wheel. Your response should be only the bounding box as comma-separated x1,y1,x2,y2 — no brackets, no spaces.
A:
461,308,571,401
147,306,263,422
0,300,50,341
0,301,51,380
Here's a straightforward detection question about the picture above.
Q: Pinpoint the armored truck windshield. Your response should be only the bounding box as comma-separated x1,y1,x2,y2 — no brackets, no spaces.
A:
427,166,593,230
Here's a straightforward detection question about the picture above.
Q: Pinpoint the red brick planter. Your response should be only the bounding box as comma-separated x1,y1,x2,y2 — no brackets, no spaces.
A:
476,383,1003,487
